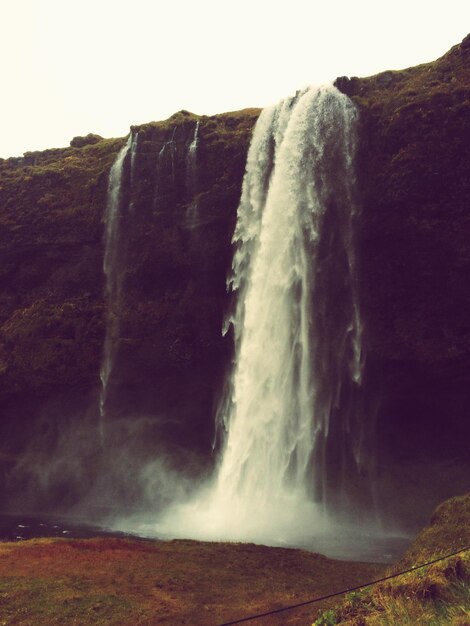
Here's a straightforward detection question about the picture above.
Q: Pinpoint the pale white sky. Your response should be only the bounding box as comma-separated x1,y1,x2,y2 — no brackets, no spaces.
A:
1,0,469,158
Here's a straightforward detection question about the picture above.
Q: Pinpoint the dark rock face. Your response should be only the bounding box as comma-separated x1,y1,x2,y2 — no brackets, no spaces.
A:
0,139,123,398
0,109,259,511
0,36,469,526
336,35,470,525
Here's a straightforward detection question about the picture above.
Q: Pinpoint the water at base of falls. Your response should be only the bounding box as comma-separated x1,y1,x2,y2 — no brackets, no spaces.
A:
114,85,377,554
112,512,409,563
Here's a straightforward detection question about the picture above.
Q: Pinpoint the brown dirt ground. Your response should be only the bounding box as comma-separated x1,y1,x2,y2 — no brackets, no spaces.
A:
0,537,383,625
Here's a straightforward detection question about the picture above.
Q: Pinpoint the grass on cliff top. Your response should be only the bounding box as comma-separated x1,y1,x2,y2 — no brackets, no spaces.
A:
131,107,260,154
134,107,260,131
0,136,124,176
313,493,470,626
0,136,124,246
345,33,470,114
0,537,382,626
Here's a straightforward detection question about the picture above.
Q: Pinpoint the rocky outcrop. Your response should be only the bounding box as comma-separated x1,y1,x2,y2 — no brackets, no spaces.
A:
70,133,104,148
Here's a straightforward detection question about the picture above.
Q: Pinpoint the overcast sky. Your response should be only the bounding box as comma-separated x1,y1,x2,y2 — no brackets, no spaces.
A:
1,0,469,158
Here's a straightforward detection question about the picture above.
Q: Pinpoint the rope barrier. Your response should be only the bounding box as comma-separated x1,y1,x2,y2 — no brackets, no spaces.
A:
216,545,469,625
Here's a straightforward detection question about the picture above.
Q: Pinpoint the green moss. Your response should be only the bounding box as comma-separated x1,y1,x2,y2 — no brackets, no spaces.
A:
313,494,470,625
396,493,470,570
335,35,470,368
0,136,124,249
70,133,104,148
1,297,103,391
0,577,137,625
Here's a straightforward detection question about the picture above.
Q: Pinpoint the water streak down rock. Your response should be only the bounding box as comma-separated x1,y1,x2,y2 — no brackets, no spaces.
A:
99,134,134,435
186,121,199,226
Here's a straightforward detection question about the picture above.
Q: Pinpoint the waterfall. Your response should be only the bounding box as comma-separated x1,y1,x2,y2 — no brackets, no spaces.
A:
152,127,177,209
129,131,139,212
146,84,368,546
99,133,134,436
215,84,362,524
130,131,139,178
186,120,199,226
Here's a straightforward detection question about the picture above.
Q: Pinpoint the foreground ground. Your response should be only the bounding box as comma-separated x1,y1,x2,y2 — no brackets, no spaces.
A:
0,537,382,625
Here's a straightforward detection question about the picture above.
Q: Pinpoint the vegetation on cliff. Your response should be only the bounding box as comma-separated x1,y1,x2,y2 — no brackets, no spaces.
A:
313,493,470,625
0,137,124,396
336,33,470,368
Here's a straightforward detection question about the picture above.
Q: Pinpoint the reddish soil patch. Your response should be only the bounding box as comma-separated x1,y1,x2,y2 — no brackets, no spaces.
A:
0,537,383,625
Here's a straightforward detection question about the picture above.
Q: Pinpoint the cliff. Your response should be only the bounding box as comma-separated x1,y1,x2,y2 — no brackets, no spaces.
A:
335,34,470,522
0,36,469,523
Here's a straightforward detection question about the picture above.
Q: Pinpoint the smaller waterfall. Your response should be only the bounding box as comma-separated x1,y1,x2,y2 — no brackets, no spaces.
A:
152,127,177,209
188,120,199,168
99,133,134,437
129,131,140,212
186,121,200,226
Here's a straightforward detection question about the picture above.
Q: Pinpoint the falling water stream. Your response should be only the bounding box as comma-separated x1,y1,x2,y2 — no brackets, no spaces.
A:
186,120,200,225
99,133,134,437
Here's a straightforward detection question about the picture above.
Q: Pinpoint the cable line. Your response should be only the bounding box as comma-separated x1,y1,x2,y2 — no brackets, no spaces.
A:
216,546,469,625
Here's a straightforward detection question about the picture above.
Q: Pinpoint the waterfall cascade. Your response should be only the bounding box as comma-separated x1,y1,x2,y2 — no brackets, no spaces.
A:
218,84,365,523
186,121,200,225
99,133,135,434
150,127,178,211
144,84,374,547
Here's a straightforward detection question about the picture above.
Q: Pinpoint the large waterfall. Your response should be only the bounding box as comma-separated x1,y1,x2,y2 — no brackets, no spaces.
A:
138,85,371,547
216,84,362,516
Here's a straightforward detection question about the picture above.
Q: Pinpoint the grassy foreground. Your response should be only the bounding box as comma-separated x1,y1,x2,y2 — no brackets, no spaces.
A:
313,493,470,625
0,537,382,625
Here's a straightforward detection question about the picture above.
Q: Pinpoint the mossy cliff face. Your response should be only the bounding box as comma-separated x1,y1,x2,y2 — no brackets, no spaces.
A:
0,37,469,521
0,109,259,506
335,34,470,523
0,139,124,393
336,34,470,372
